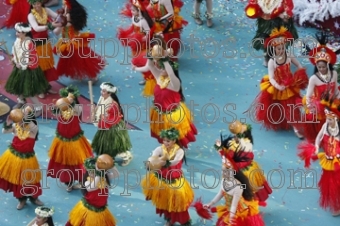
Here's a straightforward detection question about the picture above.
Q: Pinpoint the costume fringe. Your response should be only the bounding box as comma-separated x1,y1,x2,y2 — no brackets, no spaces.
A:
4,0,30,28
141,173,194,213
0,149,41,185
68,201,116,226
150,102,197,148
48,136,92,165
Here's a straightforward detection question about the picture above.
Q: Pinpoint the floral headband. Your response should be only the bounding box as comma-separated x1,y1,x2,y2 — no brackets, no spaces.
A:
35,206,54,218
15,23,31,33
159,128,179,140
28,0,44,4
100,82,117,94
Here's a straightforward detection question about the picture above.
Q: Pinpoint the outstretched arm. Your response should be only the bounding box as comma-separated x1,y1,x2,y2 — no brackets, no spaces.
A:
305,76,316,107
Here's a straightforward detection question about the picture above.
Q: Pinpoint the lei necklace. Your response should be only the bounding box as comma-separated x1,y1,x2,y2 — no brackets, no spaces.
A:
31,8,48,25
159,75,170,89
61,108,74,121
87,177,107,189
161,144,180,160
15,123,31,141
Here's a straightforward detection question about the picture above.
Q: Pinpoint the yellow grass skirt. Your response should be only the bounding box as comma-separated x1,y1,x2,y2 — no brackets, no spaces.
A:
260,75,300,100
143,78,157,97
318,153,340,171
68,200,116,226
141,173,194,212
36,42,55,71
48,136,92,165
0,149,41,185
150,102,195,142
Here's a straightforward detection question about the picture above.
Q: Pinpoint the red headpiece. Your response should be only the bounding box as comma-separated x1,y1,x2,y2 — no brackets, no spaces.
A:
309,46,337,65
264,26,293,48
219,149,239,172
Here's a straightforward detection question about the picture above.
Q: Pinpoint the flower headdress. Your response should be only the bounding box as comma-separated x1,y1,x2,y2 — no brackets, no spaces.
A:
14,23,31,33
159,128,180,140
27,0,44,5
59,85,80,99
35,206,54,218
309,32,337,66
264,26,293,48
100,82,117,94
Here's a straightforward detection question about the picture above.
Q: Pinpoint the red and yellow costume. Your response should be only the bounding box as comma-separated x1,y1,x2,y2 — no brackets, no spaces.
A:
252,26,308,130
245,0,294,20
219,136,272,205
53,25,104,79
150,79,197,148
28,6,59,82
147,0,188,60
141,144,194,225
302,44,339,143
298,101,340,214
212,192,264,226
66,157,116,226
0,124,42,199
47,106,93,183
118,0,156,97
3,0,30,28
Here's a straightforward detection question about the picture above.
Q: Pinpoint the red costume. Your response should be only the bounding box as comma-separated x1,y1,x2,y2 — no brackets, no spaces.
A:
3,0,30,28
245,0,294,20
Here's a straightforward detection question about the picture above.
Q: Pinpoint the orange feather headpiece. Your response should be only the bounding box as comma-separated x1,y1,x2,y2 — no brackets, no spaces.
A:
264,26,293,48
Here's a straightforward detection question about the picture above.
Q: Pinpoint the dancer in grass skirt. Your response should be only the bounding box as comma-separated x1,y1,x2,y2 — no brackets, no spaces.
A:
133,45,197,148
47,85,93,192
3,0,30,29
141,128,194,226
28,0,61,97
118,0,156,95
4,23,49,109
203,155,265,226
0,107,44,210
298,97,340,216
247,26,308,138
53,0,103,83
92,82,133,166
301,32,340,143
215,120,272,206
65,155,118,226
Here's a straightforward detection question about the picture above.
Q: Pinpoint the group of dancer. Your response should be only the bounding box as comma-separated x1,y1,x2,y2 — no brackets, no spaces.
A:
1,0,340,225
245,0,340,219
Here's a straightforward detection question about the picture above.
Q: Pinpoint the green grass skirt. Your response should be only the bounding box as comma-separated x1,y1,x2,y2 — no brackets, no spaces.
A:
5,66,49,97
251,18,299,51
91,120,132,158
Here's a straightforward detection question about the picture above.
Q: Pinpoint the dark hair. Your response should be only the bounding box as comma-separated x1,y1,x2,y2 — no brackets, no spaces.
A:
69,0,88,31
46,216,54,226
234,170,254,201
220,135,253,163
109,93,124,120
16,23,33,39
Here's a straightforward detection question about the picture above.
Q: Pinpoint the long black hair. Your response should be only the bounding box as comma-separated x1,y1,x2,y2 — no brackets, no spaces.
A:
109,92,124,120
132,4,154,29
45,216,54,226
220,135,253,164
68,0,88,31
234,170,254,201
